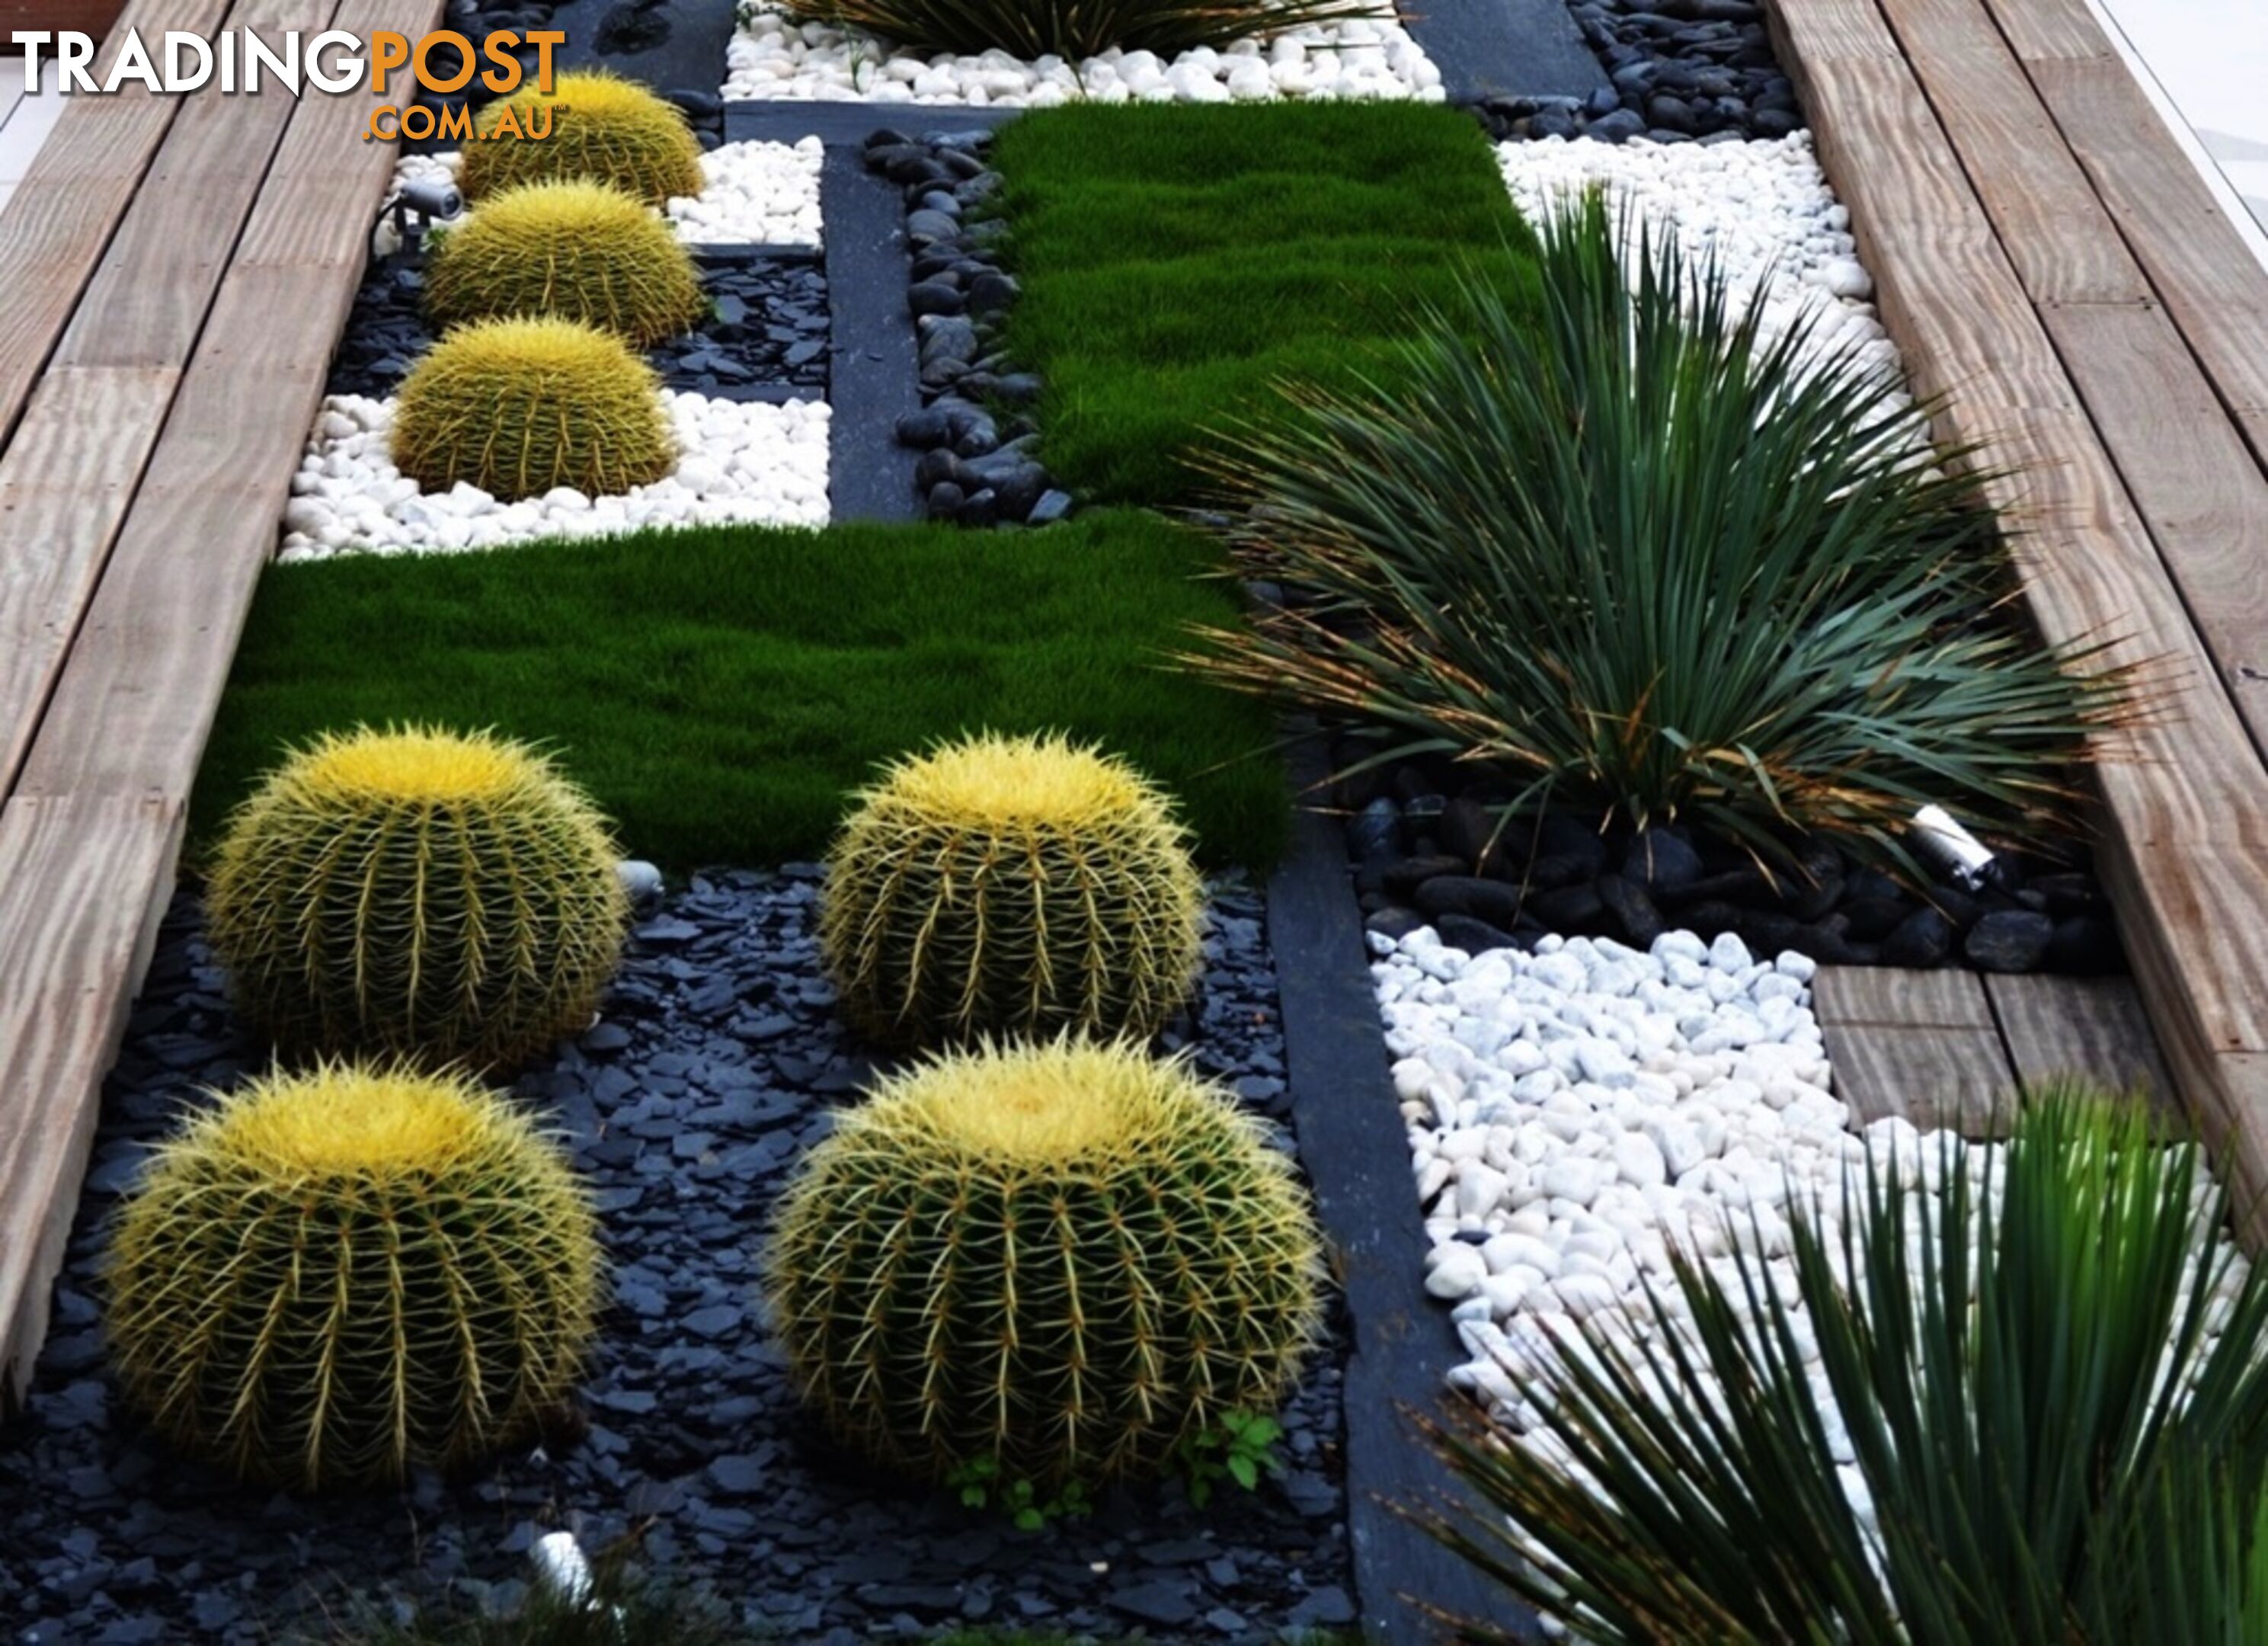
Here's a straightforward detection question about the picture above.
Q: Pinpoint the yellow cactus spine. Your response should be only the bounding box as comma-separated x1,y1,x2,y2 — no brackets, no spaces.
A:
460,69,705,208
426,179,705,346
205,725,629,1072
104,1062,603,1491
819,732,1207,1047
389,315,676,503
766,1038,1326,1491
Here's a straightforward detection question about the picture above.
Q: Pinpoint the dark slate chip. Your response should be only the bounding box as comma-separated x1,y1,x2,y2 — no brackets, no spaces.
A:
3,876,1348,1639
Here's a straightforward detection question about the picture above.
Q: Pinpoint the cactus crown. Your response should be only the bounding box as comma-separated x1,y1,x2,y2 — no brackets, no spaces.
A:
105,1062,601,1491
820,732,1206,1047
206,724,629,1071
462,69,705,208
426,179,705,347
389,315,675,503
766,1038,1326,1491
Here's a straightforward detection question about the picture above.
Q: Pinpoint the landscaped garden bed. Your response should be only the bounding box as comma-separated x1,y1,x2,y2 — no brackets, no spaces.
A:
8,0,2247,1635
1,876,1360,1641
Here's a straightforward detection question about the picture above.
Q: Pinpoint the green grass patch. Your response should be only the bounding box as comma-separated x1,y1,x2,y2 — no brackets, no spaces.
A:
197,511,1286,873
992,101,1534,506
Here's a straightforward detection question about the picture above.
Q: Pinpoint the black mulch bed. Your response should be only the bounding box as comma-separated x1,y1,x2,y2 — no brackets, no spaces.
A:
1475,0,1804,146
0,873,1356,1644
329,246,830,402
1342,752,2123,976
869,130,1070,530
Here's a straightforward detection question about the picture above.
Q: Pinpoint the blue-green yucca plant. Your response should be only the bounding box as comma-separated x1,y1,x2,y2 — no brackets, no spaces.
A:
1185,195,2127,877
1415,1087,2268,1642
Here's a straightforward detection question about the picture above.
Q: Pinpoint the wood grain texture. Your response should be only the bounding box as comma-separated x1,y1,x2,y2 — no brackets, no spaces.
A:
0,0,440,1405
0,0,227,450
2020,50,2268,472
0,364,178,791
1770,0,2268,1226
1870,0,2148,303
1863,0,2268,754
1813,968,2017,1137
2036,299,2268,738
0,793,182,1408
1983,972,2180,1118
54,0,336,369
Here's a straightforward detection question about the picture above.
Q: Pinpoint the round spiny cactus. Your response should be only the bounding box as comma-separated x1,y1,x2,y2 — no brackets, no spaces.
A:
206,725,629,1072
820,732,1206,1048
105,1063,602,1490
460,69,705,209
766,1038,1325,1490
427,179,704,346
389,315,675,503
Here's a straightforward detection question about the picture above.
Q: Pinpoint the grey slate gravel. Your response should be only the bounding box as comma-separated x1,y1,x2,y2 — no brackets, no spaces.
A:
0,871,1352,1642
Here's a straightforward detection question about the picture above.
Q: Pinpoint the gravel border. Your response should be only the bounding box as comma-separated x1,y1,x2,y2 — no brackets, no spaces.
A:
0,875,1359,1643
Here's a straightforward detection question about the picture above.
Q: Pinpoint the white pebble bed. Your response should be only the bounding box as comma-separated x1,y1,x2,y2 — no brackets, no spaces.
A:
1495,133,1905,386
277,392,830,560
376,140,824,255
1378,924,2248,1501
721,5,1441,105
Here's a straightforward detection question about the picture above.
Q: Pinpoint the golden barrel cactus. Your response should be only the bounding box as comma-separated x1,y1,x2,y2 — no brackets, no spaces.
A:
427,179,705,346
389,315,675,503
206,725,629,1072
105,1063,602,1490
820,732,1206,1047
460,69,705,208
766,1039,1325,1490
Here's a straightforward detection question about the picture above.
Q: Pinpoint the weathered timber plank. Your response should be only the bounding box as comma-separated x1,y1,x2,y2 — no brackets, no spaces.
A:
1982,972,2180,1119
1870,0,2148,303
14,0,442,809
0,364,178,787
1813,967,2017,1134
0,794,183,1407
1767,0,2268,1231
55,0,337,369
0,0,442,1404
2017,46,2268,472
2036,300,2268,732
1814,964,1996,1028
0,0,228,451
1863,0,2268,747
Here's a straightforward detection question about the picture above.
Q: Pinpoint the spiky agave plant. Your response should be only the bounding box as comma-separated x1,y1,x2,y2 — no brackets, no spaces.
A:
1184,194,2126,879
1416,1085,2268,1643
773,0,1377,62
459,69,704,208
105,1063,601,1491
819,731,1205,1048
206,725,629,1071
426,179,705,346
389,315,676,502
767,1038,1324,1491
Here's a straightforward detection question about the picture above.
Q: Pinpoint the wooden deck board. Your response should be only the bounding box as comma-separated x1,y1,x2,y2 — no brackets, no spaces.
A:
0,0,442,1404
1814,967,2019,1135
1770,0,2268,1231
1866,0,2268,750
1983,0,2268,470
0,0,228,451
1983,972,2180,1117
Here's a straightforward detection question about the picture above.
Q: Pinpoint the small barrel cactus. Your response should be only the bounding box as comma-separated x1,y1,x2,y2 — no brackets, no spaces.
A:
105,1063,602,1490
460,69,705,208
766,1038,1325,1490
427,179,705,346
206,725,629,1071
820,732,1205,1047
389,315,675,503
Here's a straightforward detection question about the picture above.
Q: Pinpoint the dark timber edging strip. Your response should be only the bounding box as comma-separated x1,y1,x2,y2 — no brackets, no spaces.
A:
1404,0,1607,104
817,142,923,522
1266,736,1533,1642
